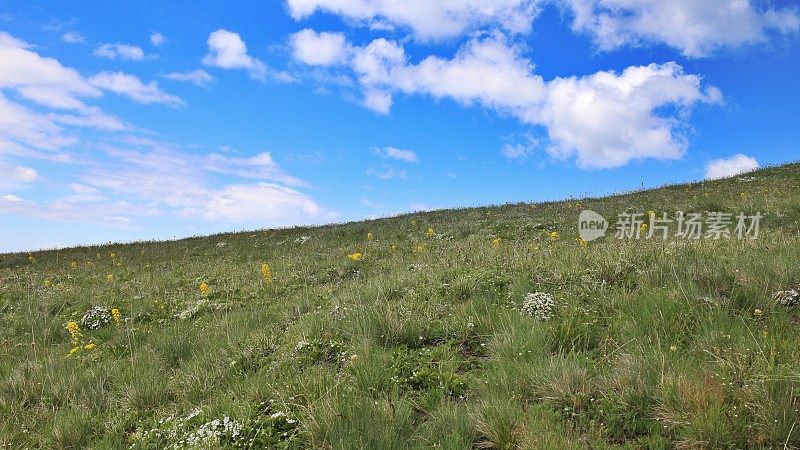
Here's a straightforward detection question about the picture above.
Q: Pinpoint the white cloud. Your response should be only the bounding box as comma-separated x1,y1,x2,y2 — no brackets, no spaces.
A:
0,161,39,189
0,31,331,231
89,72,184,107
0,193,152,227
562,0,800,57
150,32,166,46
297,33,720,169
0,93,76,151
200,183,329,223
93,43,146,61
502,143,533,159
70,183,99,194
204,152,307,186
76,140,332,226
1,194,22,202
164,69,214,87
202,29,268,80
286,0,543,41
61,32,85,43
705,154,760,179
0,32,131,138
538,62,715,168
12,165,39,182
367,166,407,179
374,146,418,162
290,29,349,66
0,32,101,109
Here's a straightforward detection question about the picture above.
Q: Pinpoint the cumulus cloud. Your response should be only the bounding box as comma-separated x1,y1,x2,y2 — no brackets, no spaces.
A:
562,0,800,57
299,33,719,168
93,43,146,61
0,32,101,108
89,72,184,106
374,146,418,162
0,32,129,142
150,32,166,46
539,62,717,168
202,29,268,80
286,0,543,41
61,32,85,43
164,69,214,87
705,154,760,179
290,28,349,66
0,31,332,232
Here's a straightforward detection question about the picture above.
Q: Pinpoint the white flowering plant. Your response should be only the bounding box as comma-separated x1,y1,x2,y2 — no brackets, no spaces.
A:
79,306,113,330
521,292,556,321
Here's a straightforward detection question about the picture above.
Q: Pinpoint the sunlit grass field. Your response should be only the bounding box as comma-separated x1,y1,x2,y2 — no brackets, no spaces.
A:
1,163,799,449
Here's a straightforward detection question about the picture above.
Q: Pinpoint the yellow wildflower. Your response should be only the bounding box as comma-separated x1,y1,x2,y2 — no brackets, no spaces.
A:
648,210,656,219
753,308,763,318
109,252,116,259
414,244,424,254
577,238,588,248
44,279,52,288
66,321,79,334
70,261,78,270
669,345,677,352
66,321,81,345
367,232,374,242
68,347,80,356
106,274,114,282
27,255,35,263
83,343,96,350
491,238,501,248
347,252,363,262
199,282,210,295
111,308,122,323
548,231,559,240
390,244,398,252
426,227,435,237
261,262,273,282
740,192,746,200
640,223,649,233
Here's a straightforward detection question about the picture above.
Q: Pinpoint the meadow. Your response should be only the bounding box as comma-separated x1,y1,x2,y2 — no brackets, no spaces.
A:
1,163,799,449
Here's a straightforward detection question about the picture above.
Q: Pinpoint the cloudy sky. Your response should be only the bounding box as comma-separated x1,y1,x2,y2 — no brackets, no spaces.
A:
1,0,798,252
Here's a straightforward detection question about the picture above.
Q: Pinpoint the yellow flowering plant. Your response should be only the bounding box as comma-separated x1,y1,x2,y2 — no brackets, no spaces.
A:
111,308,122,323
261,262,273,282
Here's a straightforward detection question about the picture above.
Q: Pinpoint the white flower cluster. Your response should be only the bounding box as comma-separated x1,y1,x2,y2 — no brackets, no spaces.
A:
80,306,112,330
774,289,799,307
182,416,243,448
521,292,556,321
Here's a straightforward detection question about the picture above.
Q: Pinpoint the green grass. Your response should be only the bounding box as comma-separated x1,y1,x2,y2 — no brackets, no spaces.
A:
1,163,799,449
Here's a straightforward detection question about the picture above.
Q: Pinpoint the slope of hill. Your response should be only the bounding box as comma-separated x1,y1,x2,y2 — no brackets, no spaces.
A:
1,163,799,449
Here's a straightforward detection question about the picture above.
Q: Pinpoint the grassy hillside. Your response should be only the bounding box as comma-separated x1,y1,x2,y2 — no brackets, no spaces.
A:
2,163,799,449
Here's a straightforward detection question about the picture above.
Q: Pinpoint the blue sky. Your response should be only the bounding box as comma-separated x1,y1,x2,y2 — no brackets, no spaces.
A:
1,0,799,252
